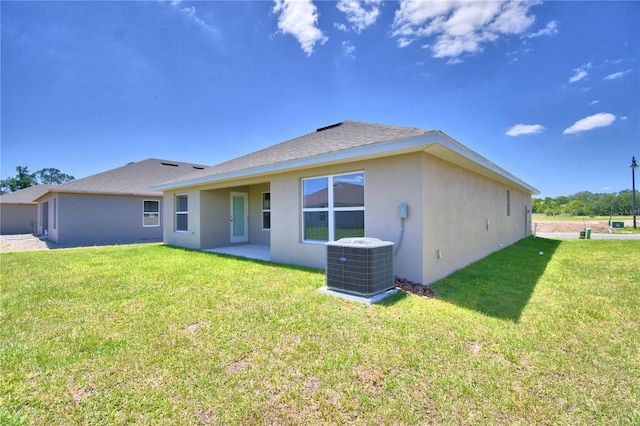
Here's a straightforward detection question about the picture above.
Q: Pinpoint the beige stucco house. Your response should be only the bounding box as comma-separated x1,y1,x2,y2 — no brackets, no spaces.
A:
33,158,207,246
0,184,54,234
153,121,539,285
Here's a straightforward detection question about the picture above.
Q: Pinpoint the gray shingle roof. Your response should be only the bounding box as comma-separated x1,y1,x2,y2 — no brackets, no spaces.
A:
0,184,55,204
40,158,208,198
161,120,432,185
151,120,538,194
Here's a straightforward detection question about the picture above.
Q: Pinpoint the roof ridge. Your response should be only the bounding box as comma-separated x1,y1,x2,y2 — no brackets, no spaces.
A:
56,158,208,188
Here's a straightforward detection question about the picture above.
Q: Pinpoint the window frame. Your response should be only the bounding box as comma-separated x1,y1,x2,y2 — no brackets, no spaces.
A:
175,194,188,233
53,197,57,230
143,199,160,228
301,171,365,243
262,192,271,231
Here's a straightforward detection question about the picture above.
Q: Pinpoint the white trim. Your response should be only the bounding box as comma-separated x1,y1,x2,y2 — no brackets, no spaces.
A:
143,199,161,227
230,192,249,243
301,171,365,243
175,193,188,233
53,197,57,230
261,191,271,231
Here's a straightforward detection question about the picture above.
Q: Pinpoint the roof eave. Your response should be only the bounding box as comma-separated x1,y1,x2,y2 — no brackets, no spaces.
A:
33,189,163,202
151,131,443,191
151,130,539,195
432,132,540,195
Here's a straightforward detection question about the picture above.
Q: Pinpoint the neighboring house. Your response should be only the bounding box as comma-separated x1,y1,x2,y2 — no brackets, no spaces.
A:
0,184,54,234
152,121,539,285
33,158,207,246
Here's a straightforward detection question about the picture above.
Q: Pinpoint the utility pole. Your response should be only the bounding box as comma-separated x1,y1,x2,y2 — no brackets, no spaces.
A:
632,156,638,229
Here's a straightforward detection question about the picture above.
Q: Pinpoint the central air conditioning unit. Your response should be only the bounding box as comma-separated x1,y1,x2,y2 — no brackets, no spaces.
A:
326,238,394,297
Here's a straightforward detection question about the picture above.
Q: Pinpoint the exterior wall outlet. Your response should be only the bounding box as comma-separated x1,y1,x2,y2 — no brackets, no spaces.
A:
399,203,408,219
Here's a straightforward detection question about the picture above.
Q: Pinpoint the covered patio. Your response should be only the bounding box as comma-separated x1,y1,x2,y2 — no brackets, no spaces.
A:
204,244,271,262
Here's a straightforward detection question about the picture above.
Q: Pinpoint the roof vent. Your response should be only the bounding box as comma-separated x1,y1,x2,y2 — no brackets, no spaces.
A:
192,166,205,170
161,162,179,167
317,122,343,132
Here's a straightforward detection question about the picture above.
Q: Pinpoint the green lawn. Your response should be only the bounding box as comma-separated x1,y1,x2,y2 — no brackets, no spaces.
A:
1,239,639,424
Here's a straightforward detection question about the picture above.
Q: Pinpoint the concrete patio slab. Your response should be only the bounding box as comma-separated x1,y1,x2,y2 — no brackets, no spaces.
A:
204,245,271,261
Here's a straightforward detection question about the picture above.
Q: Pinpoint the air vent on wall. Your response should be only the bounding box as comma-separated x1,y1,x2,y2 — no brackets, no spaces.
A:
317,122,343,132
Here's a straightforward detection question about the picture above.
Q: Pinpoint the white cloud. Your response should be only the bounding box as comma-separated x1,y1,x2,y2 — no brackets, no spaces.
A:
569,63,591,83
604,69,631,80
334,22,348,32
397,38,413,48
168,0,218,35
563,112,616,135
273,0,328,56
526,20,558,38
342,40,356,58
506,124,545,137
391,0,537,59
588,100,599,106
177,6,218,35
336,0,382,33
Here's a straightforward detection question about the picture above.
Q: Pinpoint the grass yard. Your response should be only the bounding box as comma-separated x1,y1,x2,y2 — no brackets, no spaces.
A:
1,238,639,424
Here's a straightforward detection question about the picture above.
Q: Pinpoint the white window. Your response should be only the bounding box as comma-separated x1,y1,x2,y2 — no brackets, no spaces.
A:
302,172,364,242
143,200,160,227
262,192,271,230
175,194,188,232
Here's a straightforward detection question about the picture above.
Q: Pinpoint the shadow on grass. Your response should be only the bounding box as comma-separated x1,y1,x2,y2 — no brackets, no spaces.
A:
431,237,562,322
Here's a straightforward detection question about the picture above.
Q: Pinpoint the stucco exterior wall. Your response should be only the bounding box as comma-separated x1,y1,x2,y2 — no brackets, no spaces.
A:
162,151,532,286
200,189,230,249
37,194,58,242
163,189,201,249
269,154,426,282
360,154,425,283
422,155,532,284
248,183,271,247
0,204,37,234
165,184,271,250
44,193,164,245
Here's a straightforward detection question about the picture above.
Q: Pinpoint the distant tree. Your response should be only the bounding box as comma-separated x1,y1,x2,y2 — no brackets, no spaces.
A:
532,198,545,214
617,190,634,215
533,189,639,217
35,168,75,185
0,165,75,194
0,166,37,194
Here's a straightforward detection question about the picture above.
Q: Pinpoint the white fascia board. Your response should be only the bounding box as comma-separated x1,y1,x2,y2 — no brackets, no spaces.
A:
151,130,538,195
435,132,540,195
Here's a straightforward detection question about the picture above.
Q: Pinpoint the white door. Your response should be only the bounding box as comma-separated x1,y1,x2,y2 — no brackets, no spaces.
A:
230,192,249,243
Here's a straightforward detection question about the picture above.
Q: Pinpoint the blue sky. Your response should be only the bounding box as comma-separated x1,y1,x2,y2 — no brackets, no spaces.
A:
1,0,638,198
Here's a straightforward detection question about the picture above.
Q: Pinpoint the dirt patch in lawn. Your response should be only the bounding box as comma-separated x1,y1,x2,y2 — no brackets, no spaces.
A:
533,220,614,234
395,276,435,298
0,234,65,253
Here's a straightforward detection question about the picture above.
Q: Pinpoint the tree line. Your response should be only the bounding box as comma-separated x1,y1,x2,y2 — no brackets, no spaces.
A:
533,190,639,217
0,166,75,194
